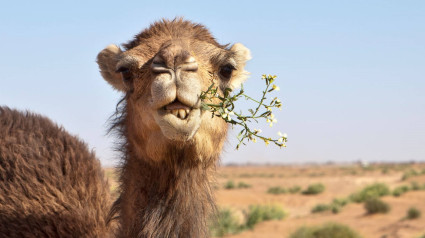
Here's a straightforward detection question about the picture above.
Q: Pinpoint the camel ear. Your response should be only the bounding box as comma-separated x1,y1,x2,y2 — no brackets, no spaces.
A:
96,44,125,92
228,43,252,89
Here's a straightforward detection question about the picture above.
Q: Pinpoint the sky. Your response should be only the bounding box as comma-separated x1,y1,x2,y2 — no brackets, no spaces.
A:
1,1,424,166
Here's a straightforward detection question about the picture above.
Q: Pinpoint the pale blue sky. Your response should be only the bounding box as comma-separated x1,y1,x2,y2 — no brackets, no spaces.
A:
1,1,424,165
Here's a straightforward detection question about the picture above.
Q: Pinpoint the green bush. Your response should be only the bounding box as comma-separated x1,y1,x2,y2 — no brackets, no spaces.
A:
210,205,287,237
267,186,287,194
224,180,235,189
289,185,302,194
381,168,389,174
209,208,243,237
349,183,390,203
411,181,421,191
332,198,349,207
223,180,251,190
311,204,330,213
364,198,390,214
392,185,410,197
302,183,325,195
331,205,341,214
406,207,421,220
311,197,348,214
401,169,419,181
245,205,286,229
237,182,252,189
289,223,362,238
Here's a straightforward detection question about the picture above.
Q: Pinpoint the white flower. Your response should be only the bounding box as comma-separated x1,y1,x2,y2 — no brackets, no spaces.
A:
279,143,287,148
269,118,277,127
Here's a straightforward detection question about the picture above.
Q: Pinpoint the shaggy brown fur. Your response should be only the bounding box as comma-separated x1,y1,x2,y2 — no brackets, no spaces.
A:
123,18,227,51
0,107,111,237
98,18,251,238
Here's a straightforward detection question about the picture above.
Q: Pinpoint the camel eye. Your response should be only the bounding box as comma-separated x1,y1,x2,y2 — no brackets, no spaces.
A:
117,67,132,82
219,64,235,80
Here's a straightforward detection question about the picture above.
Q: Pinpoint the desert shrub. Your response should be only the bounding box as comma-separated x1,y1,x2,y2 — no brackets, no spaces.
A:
402,169,419,181
289,223,362,238
289,185,302,194
311,197,348,214
237,181,252,189
209,208,243,237
349,183,390,203
224,180,235,189
411,181,421,191
302,183,325,195
406,207,421,220
267,186,287,194
381,168,389,174
332,197,349,207
245,205,286,229
364,198,390,214
331,205,341,214
311,204,330,213
392,185,410,197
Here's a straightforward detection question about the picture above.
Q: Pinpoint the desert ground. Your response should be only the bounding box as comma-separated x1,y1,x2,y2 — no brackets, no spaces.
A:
105,163,425,238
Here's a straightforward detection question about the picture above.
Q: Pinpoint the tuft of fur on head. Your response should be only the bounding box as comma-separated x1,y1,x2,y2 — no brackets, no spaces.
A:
123,18,227,51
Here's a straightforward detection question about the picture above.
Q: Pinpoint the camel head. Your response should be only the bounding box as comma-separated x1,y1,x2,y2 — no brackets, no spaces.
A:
97,19,251,162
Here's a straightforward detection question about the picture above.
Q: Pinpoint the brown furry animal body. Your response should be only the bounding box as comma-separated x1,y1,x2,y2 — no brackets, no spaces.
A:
0,107,111,237
97,19,251,238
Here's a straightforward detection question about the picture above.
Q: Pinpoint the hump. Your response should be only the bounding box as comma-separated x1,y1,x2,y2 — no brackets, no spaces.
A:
0,106,112,237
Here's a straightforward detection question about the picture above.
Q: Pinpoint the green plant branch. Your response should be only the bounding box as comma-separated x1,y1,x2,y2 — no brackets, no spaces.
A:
200,74,287,149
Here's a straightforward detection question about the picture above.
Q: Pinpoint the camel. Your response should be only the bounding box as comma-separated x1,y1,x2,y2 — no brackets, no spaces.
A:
0,107,112,237
96,18,251,237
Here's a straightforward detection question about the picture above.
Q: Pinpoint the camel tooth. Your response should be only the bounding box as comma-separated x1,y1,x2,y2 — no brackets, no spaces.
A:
171,109,178,117
185,109,190,116
178,109,186,119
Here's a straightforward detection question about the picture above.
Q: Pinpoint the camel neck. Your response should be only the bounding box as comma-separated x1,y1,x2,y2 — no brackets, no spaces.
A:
115,150,216,238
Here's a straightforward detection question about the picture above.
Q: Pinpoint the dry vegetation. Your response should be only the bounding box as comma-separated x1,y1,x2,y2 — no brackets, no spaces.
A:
105,162,425,238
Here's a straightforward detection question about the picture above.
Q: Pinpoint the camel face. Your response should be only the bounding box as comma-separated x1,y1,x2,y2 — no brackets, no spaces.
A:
149,40,204,141
97,19,251,160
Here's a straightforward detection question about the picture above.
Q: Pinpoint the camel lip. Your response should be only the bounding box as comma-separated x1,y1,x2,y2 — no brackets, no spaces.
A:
163,100,191,111
161,100,192,120
154,104,202,140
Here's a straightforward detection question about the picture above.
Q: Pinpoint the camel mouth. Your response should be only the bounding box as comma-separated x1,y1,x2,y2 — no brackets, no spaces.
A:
163,100,192,120
155,99,201,141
